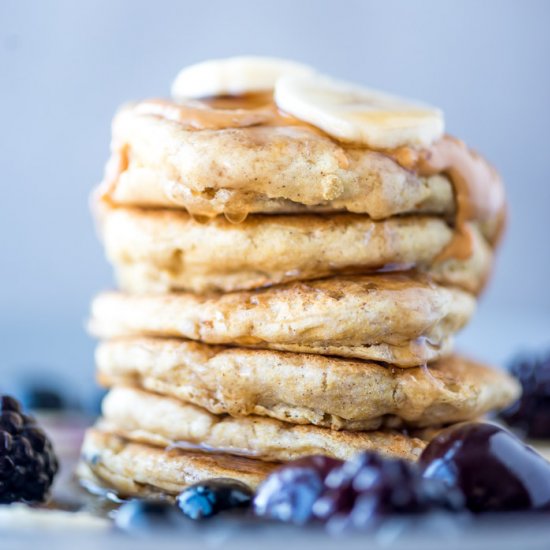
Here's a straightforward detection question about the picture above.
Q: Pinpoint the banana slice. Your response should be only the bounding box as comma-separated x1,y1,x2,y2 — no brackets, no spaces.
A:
171,56,314,100
274,73,444,149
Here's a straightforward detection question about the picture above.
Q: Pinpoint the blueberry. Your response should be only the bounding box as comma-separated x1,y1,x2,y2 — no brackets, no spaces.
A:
420,422,550,512
177,478,253,520
500,352,550,438
16,382,73,412
0,456,15,479
115,500,182,531
22,388,67,411
0,432,13,453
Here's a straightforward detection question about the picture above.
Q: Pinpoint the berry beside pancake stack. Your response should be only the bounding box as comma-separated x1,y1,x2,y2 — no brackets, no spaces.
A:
79,57,520,499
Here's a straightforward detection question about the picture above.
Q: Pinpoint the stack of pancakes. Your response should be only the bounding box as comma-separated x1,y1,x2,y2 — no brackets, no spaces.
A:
79,58,520,499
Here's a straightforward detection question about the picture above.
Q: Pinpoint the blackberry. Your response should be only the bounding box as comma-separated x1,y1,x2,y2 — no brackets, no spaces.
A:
0,394,58,503
177,478,253,520
500,352,550,438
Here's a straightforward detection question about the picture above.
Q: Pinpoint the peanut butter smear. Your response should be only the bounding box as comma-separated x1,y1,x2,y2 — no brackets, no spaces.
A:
417,137,506,259
135,93,315,130
383,137,506,260
130,94,506,262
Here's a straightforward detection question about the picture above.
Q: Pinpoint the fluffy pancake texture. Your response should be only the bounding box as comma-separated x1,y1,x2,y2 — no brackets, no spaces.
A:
99,206,493,295
96,339,521,431
98,386,427,461
89,274,476,366
102,105,456,220
79,428,276,498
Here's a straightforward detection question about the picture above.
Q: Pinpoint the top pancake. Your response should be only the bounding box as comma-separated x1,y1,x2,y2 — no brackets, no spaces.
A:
99,104,506,250
100,104,457,221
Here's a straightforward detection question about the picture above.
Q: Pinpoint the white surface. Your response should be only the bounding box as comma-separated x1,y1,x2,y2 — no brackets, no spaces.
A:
2,513,550,550
0,505,109,531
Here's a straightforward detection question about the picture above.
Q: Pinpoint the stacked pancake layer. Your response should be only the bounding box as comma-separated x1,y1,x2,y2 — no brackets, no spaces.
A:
81,59,519,499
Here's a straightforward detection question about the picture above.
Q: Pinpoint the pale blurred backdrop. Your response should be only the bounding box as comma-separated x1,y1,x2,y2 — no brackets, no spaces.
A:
1,0,549,403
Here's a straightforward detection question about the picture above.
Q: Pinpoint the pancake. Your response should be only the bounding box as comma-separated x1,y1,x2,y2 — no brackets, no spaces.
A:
79,428,276,499
100,101,511,247
99,205,493,295
98,386,427,461
89,274,475,367
96,339,521,431
101,104,457,221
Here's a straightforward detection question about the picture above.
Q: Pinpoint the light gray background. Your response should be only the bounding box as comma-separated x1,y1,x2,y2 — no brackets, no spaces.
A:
1,0,549,401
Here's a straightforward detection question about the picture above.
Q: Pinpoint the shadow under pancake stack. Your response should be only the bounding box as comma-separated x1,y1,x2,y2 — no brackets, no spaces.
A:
79,57,520,499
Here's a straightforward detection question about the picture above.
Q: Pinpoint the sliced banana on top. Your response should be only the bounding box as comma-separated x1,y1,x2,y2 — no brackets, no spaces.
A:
171,56,314,100
274,73,444,149
171,57,444,149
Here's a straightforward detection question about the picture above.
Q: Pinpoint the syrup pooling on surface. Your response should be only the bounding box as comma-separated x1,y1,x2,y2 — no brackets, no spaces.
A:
112,94,505,263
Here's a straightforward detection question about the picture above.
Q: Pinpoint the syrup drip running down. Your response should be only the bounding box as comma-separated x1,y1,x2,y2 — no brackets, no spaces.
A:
383,136,506,260
110,93,506,263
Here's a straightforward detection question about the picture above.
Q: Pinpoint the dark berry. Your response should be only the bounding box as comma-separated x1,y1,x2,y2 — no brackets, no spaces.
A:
23,427,47,453
115,500,182,530
177,478,253,520
0,431,13,452
298,455,345,480
419,422,550,512
255,452,462,530
254,456,342,524
500,352,550,438
0,394,58,503
0,411,24,433
20,386,68,412
1,396,22,413
316,452,463,529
